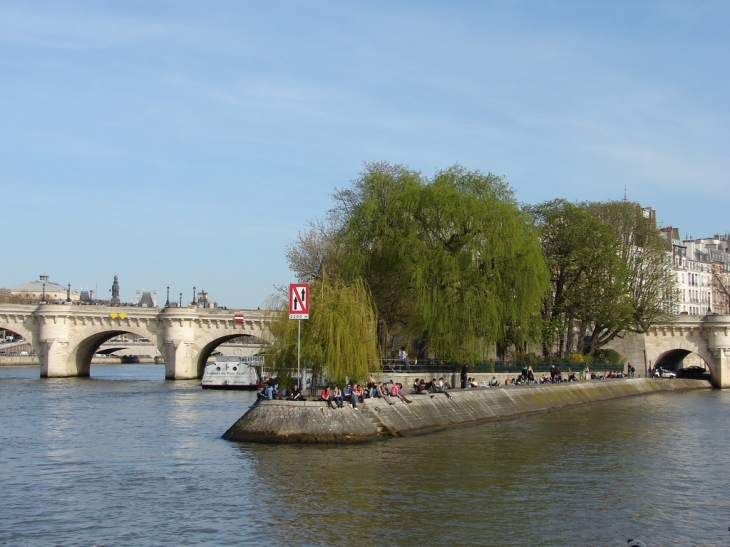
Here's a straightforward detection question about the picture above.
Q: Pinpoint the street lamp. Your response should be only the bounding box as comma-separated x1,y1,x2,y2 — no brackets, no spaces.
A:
192,286,196,306
41,281,46,304
66,284,71,303
166,286,170,307
179,293,182,307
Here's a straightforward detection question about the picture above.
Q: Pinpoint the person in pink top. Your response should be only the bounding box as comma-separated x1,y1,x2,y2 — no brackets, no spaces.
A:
390,382,411,403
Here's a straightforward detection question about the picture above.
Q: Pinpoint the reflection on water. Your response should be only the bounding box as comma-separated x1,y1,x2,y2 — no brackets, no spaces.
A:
1,365,729,547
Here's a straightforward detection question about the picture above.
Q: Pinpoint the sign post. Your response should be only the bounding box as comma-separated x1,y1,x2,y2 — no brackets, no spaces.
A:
289,284,310,390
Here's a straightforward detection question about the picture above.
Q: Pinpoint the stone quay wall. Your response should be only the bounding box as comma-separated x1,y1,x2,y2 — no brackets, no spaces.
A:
223,378,711,444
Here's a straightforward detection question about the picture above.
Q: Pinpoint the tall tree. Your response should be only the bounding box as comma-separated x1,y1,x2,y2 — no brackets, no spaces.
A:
529,199,632,358
530,199,677,357
582,200,677,347
332,163,549,361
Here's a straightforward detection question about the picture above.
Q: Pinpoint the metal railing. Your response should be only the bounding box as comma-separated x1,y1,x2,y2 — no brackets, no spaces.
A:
377,359,625,374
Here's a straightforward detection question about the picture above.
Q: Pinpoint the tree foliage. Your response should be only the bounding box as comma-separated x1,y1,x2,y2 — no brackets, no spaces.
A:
285,219,340,283
583,200,677,335
331,163,549,361
530,199,677,358
263,274,379,388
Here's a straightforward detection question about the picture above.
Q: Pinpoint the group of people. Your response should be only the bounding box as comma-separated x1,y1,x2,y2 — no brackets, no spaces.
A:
462,376,500,387
260,360,640,408
257,376,307,401
410,377,451,392
317,380,414,408
591,370,628,380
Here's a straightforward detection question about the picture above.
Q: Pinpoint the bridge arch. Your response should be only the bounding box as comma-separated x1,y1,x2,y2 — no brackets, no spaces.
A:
66,324,160,377
191,330,268,378
653,349,710,372
0,317,36,349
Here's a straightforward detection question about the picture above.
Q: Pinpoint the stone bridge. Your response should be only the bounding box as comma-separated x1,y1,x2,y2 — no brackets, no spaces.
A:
0,303,270,379
643,314,730,388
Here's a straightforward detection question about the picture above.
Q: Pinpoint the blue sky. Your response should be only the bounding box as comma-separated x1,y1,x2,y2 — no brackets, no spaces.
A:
1,1,728,308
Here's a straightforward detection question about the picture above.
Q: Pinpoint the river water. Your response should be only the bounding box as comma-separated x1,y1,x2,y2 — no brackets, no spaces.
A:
1,365,728,547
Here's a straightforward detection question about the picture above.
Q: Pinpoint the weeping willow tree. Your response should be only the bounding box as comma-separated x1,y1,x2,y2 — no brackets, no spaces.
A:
263,274,379,388
331,162,549,361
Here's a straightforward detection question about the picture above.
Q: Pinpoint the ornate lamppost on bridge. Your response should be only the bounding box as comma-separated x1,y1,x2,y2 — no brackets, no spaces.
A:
192,286,196,307
179,293,182,307
66,284,71,303
166,286,170,307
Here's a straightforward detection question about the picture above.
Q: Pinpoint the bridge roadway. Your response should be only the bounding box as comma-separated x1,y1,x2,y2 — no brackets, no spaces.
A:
0,303,270,379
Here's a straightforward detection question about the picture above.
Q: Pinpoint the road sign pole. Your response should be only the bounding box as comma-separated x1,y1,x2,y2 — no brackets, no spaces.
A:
289,283,309,392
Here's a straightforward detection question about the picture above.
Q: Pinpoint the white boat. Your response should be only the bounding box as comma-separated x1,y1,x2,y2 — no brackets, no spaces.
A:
201,356,263,390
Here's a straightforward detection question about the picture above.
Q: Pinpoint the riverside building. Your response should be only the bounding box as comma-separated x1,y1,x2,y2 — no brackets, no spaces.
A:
660,228,730,315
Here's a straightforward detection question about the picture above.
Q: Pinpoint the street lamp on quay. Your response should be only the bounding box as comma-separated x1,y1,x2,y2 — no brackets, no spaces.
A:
166,286,170,307
179,293,182,307
192,286,196,307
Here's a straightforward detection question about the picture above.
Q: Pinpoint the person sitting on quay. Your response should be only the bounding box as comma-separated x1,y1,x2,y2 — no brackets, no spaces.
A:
342,384,352,405
437,377,450,389
288,383,305,401
330,385,344,408
470,377,479,388
412,378,420,391
318,385,335,408
258,376,277,399
479,379,488,387
428,378,448,394
416,379,428,394
256,384,274,401
489,376,500,387
390,382,412,403
375,381,395,404
375,381,389,397
350,384,363,409
366,375,378,398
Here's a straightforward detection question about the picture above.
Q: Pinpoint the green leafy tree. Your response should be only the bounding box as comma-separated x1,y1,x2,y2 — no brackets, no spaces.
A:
263,274,379,388
331,163,549,361
582,200,677,346
530,199,631,358
530,199,677,358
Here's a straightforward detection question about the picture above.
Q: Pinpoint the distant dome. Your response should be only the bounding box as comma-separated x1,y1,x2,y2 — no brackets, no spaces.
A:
12,278,67,293
10,275,78,303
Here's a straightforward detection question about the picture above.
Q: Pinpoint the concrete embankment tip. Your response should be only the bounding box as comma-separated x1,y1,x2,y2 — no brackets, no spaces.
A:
223,378,711,444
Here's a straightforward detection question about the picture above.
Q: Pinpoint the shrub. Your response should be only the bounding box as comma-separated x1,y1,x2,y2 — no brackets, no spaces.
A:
591,349,622,365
